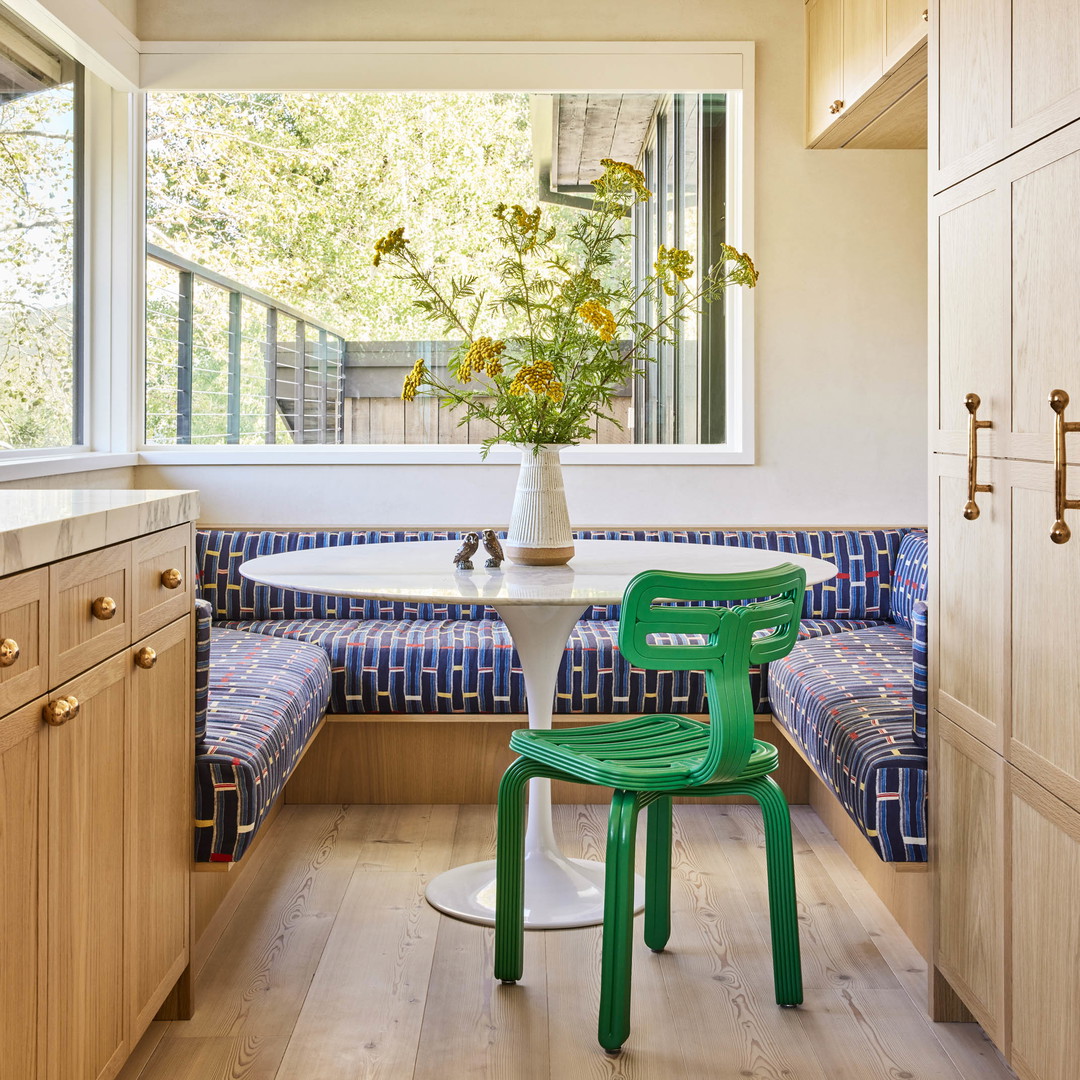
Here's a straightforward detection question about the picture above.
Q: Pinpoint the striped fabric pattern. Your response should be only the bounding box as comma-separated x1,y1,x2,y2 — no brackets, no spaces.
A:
911,601,929,748
214,615,887,716
196,528,910,624
767,624,927,862
194,628,331,862
889,531,929,630
194,598,212,743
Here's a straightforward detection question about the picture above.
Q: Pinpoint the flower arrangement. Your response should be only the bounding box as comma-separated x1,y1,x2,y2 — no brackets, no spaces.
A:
372,158,757,456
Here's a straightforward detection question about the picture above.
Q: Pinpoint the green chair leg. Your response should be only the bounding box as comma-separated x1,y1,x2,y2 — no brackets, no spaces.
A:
598,790,643,1053
494,757,535,984
644,795,672,952
748,776,803,1006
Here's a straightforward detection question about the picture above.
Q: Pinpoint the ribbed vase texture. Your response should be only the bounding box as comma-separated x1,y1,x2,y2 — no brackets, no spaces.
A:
505,444,575,566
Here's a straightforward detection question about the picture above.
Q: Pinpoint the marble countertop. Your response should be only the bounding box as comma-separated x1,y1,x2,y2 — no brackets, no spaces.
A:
0,489,200,577
240,539,837,606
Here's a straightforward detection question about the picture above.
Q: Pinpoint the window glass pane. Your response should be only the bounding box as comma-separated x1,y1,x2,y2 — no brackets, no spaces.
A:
0,12,80,450
144,91,730,447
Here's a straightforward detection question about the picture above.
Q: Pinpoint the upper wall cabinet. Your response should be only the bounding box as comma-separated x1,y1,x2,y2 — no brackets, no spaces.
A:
805,0,928,149
934,0,1080,192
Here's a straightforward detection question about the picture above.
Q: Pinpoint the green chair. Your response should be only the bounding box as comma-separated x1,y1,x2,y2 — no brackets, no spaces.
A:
493,564,807,1052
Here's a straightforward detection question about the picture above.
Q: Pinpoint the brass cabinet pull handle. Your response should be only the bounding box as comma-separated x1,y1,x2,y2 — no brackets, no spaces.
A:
91,595,117,621
134,646,157,670
1049,389,1080,544
43,695,79,726
0,637,19,667
964,393,993,519
829,99,845,114
160,568,183,590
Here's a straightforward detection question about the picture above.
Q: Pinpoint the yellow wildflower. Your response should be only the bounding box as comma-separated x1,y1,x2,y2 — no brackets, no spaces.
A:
654,244,695,296
546,382,565,403
495,203,546,252
577,300,617,343
458,337,506,383
400,357,426,401
509,359,557,397
593,158,652,203
373,227,408,267
720,243,759,288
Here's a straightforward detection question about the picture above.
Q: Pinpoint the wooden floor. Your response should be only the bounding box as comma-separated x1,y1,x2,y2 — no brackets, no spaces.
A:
119,804,1016,1080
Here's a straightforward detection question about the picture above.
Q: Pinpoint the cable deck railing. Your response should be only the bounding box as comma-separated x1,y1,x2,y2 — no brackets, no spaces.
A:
145,244,347,446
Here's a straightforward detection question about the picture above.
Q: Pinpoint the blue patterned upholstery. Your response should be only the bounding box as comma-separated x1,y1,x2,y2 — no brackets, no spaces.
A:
194,598,212,743
767,624,927,862
889,531,929,630
195,629,331,862
196,528,908,624
214,615,887,716
911,601,929,748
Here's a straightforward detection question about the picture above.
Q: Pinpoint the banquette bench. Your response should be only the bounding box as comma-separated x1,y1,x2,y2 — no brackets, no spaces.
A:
192,527,929,885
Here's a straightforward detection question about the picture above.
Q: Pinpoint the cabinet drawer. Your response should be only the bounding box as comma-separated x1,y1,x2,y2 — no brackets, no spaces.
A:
49,544,131,686
0,567,48,717
132,524,193,639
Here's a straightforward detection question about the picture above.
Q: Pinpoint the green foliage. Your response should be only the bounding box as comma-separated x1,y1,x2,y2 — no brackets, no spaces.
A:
380,160,758,456
0,86,76,450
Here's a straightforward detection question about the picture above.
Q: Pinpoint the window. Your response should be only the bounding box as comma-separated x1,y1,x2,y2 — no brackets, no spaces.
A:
0,10,82,450
142,89,739,450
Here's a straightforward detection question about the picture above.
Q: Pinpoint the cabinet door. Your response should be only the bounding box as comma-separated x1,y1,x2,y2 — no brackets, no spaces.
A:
1009,124,1080,465
933,0,1008,188
932,173,1009,457
842,0,884,105
1008,459,1080,809
46,653,129,1080
1010,0,1080,154
127,617,191,1037
885,0,928,68
807,0,844,144
1009,768,1080,1080
933,715,1006,1044
932,454,1009,753
0,698,45,1080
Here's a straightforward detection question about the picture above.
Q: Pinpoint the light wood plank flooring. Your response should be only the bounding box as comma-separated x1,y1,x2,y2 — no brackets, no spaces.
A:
119,804,1015,1080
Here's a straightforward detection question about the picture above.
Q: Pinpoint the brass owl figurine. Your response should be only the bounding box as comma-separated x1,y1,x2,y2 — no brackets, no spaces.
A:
481,529,505,569
453,531,480,571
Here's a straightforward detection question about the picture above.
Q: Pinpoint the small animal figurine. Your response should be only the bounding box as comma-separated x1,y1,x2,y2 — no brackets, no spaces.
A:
453,531,480,571
481,529,505,569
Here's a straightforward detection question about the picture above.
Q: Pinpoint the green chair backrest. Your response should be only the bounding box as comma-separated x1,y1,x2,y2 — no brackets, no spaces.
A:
617,564,807,785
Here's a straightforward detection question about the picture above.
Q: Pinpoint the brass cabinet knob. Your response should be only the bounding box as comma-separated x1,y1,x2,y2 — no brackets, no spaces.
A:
0,637,19,667
91,596,117,621
160,568,183,590
922,8,929,20
43,696,78,726
134,646,157,670
829,99,845,114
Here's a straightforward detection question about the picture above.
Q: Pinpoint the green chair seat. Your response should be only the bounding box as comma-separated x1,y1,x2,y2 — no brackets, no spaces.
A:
494,564,809,1053
510,717,780,789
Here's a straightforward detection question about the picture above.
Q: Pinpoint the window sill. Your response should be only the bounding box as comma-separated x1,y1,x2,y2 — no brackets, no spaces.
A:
0,451,139,484
136,444,755,466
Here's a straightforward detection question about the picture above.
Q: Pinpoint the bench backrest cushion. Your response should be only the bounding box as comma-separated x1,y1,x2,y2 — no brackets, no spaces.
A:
196,528,910,623
911,600,928,748
889,530,929,630
194,598,212,745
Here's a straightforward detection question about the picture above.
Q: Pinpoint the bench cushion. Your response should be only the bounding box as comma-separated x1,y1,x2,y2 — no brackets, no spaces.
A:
195,628,331,863
889,531,929,630
767,624,927,862
215,616,886,716
197,528,909,624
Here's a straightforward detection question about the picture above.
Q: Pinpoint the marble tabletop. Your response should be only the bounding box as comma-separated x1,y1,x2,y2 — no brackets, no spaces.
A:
239,539,838,606
0,488,200,577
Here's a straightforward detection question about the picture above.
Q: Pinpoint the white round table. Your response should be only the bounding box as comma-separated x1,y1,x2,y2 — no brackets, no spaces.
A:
240,539,836,930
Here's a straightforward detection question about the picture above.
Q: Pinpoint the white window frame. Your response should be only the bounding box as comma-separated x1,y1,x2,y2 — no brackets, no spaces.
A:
0,36,755,480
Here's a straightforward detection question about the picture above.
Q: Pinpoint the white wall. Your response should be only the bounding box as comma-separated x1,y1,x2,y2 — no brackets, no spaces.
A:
136,0,928,528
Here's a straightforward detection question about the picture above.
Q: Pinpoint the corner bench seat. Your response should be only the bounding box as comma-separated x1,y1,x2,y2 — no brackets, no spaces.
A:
194,601,331,863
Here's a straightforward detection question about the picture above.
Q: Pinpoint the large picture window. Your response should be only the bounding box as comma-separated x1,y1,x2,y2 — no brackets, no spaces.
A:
0,10,82,450
143,90,733,448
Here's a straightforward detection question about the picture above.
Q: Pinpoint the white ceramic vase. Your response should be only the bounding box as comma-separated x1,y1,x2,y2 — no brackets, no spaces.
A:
505,443,575,566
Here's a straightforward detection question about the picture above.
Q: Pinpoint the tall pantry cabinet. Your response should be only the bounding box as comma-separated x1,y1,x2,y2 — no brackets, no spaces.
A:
929,3,1080,1079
